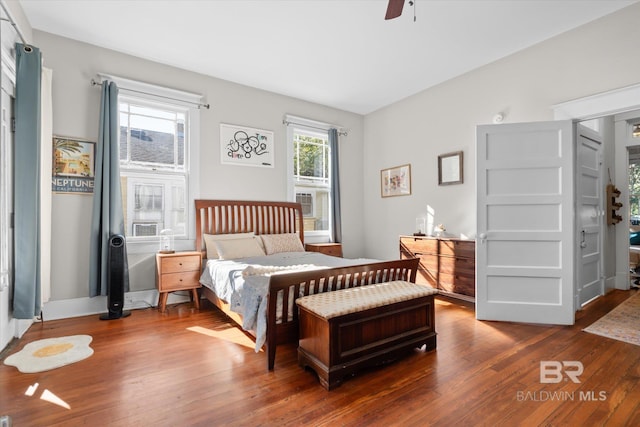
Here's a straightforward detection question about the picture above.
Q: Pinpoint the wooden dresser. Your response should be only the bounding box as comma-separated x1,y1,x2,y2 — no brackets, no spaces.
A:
399,235,476,301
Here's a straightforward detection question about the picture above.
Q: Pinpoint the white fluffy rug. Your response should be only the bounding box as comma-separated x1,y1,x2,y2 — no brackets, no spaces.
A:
3,335,94,373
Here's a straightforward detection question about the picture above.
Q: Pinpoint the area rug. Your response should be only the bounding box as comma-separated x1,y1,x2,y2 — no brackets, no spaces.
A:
3,335,94,373
583,292,640,346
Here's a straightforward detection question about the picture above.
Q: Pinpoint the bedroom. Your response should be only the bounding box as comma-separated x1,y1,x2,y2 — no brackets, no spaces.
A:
2,0,640,424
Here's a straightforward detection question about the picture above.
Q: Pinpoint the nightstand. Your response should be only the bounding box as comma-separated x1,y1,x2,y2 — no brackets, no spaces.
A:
155,251,202,311
305,243,343,257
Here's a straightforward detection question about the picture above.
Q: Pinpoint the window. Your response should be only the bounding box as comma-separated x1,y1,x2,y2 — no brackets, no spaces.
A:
288,119,332,239
630,157,640,225
119,96,190,241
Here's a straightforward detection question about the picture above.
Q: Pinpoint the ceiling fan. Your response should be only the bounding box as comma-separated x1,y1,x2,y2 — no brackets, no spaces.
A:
385,0,415,20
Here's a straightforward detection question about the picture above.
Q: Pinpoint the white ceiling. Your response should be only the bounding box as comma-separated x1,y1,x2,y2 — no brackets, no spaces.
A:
18,0,637,115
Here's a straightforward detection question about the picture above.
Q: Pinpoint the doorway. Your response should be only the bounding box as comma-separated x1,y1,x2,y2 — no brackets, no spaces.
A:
627,126,640,289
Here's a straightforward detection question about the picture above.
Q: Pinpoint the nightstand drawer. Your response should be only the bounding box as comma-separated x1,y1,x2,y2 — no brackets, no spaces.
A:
160,255,201,274
305,243,343,257
160,271,201,291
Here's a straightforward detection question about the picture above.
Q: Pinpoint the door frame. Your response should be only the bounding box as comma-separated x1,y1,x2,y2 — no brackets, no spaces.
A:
614,110,640,290
554,84,640,291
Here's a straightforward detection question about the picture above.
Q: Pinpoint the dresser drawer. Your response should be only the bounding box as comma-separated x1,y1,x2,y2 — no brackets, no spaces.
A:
305,243,343,257
160,255,201,274
400,236,438,255
439,273,475,297
439,239,475,257
160,271,201,291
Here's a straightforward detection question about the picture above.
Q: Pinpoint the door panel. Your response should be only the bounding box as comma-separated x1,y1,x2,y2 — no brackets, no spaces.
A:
477,120,575,325
576,127,604,306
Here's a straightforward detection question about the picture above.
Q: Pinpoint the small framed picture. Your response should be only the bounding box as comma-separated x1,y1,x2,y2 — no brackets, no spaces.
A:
381,164,411,197
438,151,463,185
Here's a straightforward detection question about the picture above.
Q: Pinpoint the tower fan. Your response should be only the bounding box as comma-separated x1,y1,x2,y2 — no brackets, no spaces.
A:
100,234,131,320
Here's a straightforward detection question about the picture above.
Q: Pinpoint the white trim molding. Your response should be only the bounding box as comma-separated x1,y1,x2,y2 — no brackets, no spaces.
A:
553,82,640,120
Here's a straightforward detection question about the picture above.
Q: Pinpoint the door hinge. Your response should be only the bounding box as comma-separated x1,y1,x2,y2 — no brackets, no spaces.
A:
11,117,15,133
10,212,13,229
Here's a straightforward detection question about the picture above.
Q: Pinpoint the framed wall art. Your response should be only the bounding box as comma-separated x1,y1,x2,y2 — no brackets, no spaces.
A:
381,164,411,198
52,136,95,194
438,151,463,185
220,123,274,168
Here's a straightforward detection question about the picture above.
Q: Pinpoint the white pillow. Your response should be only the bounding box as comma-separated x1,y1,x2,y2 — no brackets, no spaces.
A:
203,233,255,259
215,237,266,260
260,233,305,255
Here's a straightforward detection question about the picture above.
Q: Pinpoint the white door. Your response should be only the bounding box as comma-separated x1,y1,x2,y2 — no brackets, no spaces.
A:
576,125,604,307
0,87,14,350
477,120,576,325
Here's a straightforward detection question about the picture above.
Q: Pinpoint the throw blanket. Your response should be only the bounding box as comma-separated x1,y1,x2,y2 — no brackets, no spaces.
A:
199,252,378,351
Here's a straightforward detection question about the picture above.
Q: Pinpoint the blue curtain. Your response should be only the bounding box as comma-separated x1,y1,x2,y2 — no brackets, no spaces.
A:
328,128,342,243
89,81,129,297
13,44,42,319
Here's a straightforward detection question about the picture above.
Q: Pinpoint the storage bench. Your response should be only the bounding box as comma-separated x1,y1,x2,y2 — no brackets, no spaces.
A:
296,280,438,390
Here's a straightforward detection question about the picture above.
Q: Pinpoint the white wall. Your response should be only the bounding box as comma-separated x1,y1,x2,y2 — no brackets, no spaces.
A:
30,1,640,306
363,3,640,262
34,31,365,300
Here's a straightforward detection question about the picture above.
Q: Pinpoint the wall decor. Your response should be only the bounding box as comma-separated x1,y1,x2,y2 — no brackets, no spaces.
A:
52,136,95,194
381,164,411,197
220,123,274,167
438,151,463,185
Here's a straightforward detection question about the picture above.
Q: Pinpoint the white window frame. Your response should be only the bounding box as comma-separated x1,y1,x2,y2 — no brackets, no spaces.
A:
286,115,332,242
102,74,201,253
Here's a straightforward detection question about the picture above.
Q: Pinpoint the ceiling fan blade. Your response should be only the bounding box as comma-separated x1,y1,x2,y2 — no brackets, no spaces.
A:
385,0,405,20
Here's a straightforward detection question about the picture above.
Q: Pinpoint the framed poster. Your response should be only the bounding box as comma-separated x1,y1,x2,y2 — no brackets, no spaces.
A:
52,136,95,194
220,123,274,167
381,164,411,197
438,151,463,185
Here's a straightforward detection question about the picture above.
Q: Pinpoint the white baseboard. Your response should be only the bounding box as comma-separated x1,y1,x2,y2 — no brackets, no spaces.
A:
605,275,618,292
614,271,631,291
41,290,191,321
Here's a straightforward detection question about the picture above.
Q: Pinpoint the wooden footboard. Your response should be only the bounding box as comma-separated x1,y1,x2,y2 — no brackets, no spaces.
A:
193,200,423,371
265,257,420,370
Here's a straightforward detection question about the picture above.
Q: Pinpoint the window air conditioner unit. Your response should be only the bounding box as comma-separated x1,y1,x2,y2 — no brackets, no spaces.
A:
133,222,159,236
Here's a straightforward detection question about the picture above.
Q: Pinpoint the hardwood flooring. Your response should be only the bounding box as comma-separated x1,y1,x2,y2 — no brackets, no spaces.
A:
1,290,639,426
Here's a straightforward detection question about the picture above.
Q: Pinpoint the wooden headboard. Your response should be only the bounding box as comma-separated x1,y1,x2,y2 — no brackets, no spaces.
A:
195,199,305,256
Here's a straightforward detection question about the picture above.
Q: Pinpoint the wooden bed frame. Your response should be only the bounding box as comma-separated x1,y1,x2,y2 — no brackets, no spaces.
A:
194,199,420,369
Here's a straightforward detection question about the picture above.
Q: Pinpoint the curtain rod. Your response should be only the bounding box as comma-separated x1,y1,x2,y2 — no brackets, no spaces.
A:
0,2,29,47
90,79,210,110
282,119,348,136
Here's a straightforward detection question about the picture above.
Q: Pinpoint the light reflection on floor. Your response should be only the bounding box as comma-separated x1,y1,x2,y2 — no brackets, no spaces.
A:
24,383,71,409
186,325,259,351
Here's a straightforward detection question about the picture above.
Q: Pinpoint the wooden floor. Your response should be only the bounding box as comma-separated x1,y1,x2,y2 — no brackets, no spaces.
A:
1,290,639,426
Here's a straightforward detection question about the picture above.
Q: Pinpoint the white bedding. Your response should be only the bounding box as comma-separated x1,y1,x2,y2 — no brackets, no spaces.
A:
199,251,377,351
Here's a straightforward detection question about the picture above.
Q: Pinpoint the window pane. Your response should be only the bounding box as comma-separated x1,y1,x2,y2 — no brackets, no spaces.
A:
119,101,185,169
630,162,640,221
292,127,331,235
121,174,187,238
295,188,330,232
294,134,329,184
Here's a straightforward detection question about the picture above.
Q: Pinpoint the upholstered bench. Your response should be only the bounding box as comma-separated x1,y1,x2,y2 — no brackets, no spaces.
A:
296,280,438,390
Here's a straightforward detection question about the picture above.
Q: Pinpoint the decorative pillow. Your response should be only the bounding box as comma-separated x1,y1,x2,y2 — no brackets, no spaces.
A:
203,233,255,259
260,233,305,255
214,237,266,260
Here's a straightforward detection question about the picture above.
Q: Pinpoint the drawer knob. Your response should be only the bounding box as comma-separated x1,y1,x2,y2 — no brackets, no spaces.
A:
179,262,183,266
